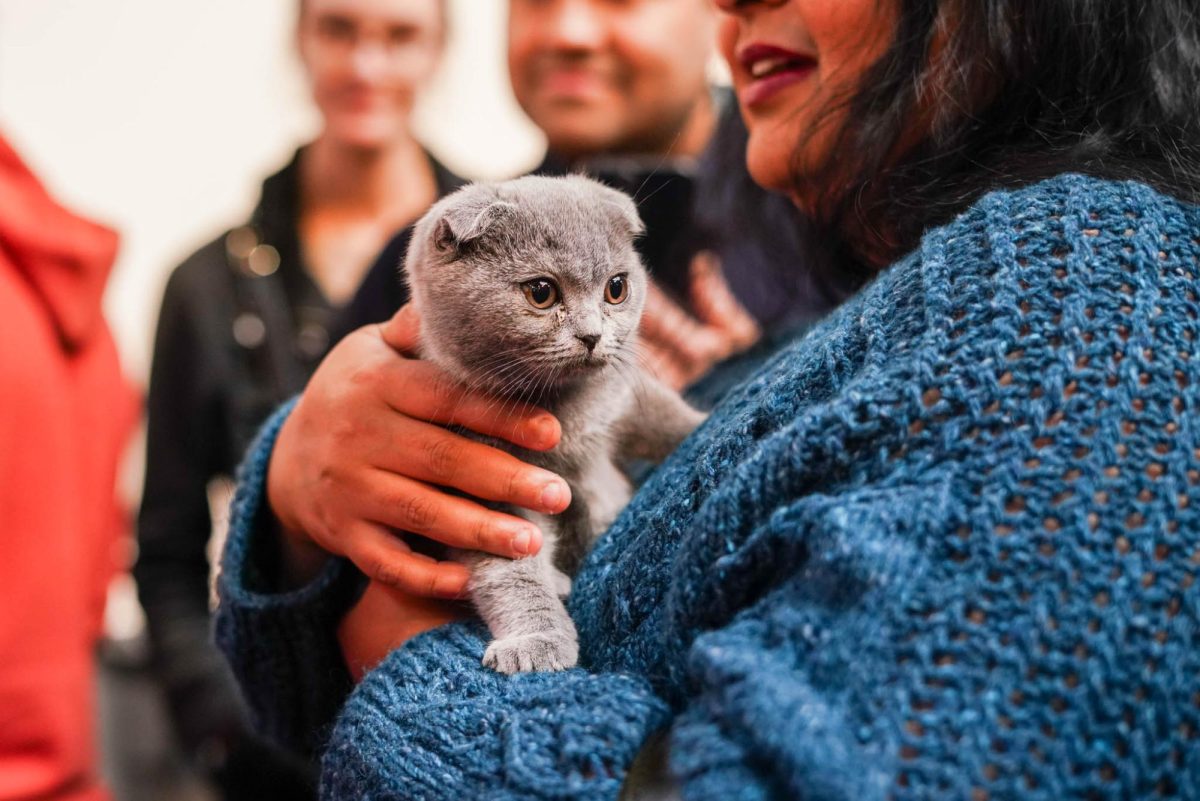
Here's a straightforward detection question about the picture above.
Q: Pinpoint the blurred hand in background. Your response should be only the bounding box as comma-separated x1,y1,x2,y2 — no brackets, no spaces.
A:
639,251,761,390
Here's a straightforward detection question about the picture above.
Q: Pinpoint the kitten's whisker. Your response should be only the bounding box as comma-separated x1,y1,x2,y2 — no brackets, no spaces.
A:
630,126,685,208
461,354,526,399
438,351,530,425
474,360,535,417
448,354,539,431
629,343,662,376
460,349,531,391
610,353,653,419
485,355,541,414
497,362,546,428
426,347,525,418
632,176,676,213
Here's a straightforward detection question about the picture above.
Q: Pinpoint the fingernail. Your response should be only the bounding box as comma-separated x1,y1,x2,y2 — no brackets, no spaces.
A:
435,573,468,599
512,528,533,555
541,482,566,510
532,415,559,446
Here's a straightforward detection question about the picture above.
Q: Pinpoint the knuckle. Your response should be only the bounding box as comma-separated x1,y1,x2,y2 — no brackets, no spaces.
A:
369,558,410,590
421,436,462,483
504,468,527,504
362,552,390,580
345,362,377,393
327,417,359,448
470,516,492,551
314,465,347,507
398,492,440,531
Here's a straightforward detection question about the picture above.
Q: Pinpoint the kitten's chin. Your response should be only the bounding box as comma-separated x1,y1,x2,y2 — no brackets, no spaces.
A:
526,357,611,394
471,356,611,400
564,354,611,375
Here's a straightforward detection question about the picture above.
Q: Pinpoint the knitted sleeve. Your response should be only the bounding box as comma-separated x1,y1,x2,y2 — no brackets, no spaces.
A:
320,622,671,800
214,399,364,758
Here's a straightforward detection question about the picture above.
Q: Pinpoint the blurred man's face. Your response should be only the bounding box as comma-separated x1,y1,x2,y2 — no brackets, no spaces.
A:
299,0,443,149
508,0,717,160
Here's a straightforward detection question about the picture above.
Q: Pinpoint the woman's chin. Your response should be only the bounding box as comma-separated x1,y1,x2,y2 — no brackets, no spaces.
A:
324,117,409,151
744,131,797,197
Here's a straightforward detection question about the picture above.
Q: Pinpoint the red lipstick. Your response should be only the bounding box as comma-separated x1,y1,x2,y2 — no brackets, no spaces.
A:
737,43,817,107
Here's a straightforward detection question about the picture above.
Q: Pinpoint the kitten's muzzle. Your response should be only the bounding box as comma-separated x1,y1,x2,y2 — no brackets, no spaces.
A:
577,333,600,354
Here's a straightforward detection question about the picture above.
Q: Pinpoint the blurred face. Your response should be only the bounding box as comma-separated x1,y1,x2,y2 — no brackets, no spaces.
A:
508,0,717,159
716,0,897,204
298,0,443,149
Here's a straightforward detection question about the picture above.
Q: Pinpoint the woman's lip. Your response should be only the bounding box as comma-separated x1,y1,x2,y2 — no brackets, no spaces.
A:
737,42,814,71
740,62,816,108
736,42,817,108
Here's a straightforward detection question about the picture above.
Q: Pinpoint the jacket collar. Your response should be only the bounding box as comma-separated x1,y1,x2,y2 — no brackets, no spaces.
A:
0,135,119,351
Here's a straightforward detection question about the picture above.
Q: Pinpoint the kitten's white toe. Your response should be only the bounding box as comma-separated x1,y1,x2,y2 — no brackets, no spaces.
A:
483,632,579,674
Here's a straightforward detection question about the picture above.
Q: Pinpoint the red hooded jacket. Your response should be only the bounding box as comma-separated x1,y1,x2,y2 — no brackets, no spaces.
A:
0,136,138,800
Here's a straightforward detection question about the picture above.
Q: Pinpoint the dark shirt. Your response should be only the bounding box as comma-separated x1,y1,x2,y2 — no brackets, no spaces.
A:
336,94,847,338
134,148,462,795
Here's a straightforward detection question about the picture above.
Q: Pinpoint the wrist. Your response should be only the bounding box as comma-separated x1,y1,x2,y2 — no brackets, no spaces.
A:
276,523,332,589
338,580,468,681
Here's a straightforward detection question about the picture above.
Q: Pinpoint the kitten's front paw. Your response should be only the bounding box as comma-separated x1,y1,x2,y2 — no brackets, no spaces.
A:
483,632,579,674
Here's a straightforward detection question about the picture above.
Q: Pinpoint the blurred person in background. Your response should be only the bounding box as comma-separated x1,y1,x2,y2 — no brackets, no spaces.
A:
0,135,138,800
133,0,460,798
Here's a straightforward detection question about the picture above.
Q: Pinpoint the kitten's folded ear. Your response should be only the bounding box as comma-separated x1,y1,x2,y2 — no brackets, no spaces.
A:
597,185,645,239
434,185,518,255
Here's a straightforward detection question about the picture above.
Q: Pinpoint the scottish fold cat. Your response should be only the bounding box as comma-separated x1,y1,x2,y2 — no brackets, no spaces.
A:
404,174,705,673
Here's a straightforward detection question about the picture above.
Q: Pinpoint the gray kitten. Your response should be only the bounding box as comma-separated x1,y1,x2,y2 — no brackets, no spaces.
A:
404,174,705,673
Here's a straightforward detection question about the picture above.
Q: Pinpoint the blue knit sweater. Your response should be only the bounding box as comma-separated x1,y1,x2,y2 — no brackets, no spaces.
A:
216,174,1200,800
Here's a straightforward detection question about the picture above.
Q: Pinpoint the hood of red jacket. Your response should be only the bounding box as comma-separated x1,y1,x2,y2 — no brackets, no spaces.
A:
0,135,119,351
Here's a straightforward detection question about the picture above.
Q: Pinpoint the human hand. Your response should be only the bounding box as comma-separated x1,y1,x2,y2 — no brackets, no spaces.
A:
338,578,469,681
638,251,761,390
266,305,572,599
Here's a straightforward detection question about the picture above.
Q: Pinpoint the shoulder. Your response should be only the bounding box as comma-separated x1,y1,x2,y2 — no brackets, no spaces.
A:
673,174,1198,432
158,231,245,326
920,173,1198,292
830,174,1200,371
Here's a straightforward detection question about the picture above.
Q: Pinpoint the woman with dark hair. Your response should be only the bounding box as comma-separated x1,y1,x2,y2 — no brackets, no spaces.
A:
217,0,1200,798
134,1,459,797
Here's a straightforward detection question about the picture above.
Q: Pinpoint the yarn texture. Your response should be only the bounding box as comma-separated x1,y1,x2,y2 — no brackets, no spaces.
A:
218,174,1200,800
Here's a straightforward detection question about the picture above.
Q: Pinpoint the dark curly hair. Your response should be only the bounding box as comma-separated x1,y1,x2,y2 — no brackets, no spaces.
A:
797,0,1200,271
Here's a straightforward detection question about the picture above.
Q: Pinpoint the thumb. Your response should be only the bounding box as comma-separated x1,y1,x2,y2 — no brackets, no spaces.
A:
380,304,421,355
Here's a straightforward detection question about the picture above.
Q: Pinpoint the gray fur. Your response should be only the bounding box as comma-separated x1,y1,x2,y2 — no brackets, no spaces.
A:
404,175,705,673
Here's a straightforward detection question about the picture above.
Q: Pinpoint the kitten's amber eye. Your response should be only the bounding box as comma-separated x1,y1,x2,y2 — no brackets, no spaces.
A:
605,274,629,304
522,279,559,309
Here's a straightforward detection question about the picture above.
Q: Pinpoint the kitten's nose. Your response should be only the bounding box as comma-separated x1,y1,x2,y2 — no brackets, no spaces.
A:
577,333,600,353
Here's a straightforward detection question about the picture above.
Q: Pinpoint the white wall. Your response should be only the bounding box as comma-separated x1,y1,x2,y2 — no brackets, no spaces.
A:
0,0,544,382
